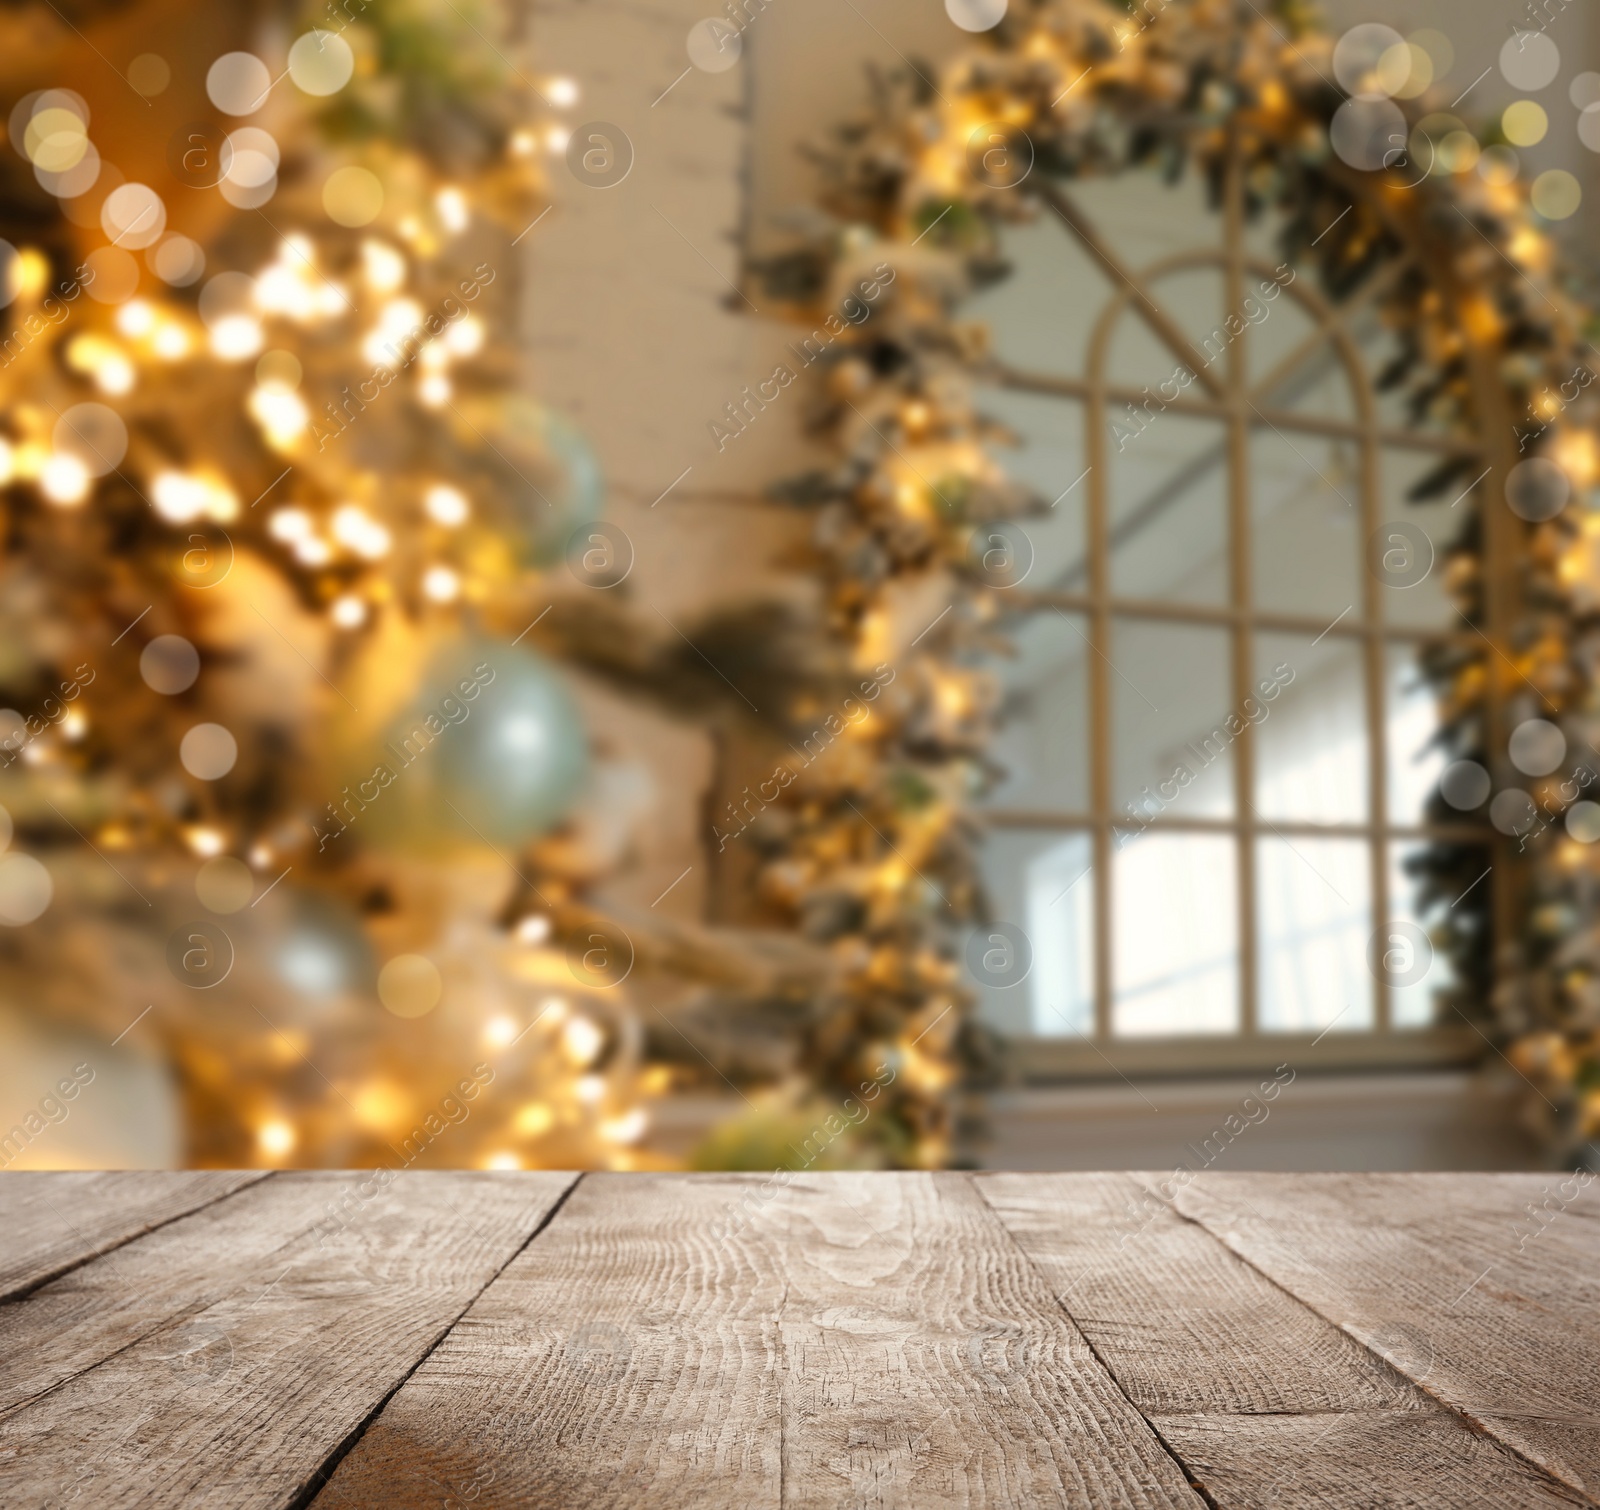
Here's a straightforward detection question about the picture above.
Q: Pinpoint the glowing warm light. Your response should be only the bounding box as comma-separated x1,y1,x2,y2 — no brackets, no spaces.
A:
361,239,407,293
206,477,239,521
210,314,265,360
331,594,367,629
422,565,460,602
331,503,392,559
268,506,313,542
484,1152,520,1170
436,186,468,233
600,1108,648,1144
515,914,552,945
484,1015,518,1047
40,454,91,505
253,264,314,319
94,354,136,395
15,442,47,480
60,708,87,741
515,1102,555,1137
563,1015,604,1067
419,374,451,407
379,297,423,335
154,324,190,359
444,317,483,357
0,440,13,486
152,471,205,522
1554,430,1600,487
546,76,579,107
1508,227,1549,270
353,1082,407,1131
248,384,309,447
293,536,332,567
894,478,925,515
185,826,225,857
936,677,969,718
576,1074,605,1104
424,484,469,525
258,1120,295,1158
12,248,50,302
116,300,156,338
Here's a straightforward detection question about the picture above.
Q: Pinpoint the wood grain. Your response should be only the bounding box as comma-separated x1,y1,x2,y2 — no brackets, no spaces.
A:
0,1171,1593,1510
979,1171,1588,1509
314,1171,1207,1508
0,1170,574,1509
1172,1172,1600,1502
0,1170,267,1301
0,1170,424,1416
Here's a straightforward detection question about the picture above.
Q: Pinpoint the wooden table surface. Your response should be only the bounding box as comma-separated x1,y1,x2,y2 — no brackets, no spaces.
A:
0,1172,1594,1508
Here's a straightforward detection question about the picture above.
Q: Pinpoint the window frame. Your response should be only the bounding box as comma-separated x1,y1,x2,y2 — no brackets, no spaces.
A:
978,159,1493,1082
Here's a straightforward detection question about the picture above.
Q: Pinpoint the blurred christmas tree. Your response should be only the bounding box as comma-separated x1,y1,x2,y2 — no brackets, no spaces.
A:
0,0,658,1167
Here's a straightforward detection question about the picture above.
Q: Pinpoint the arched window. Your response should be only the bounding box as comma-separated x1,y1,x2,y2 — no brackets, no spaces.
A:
970,151,1493,1076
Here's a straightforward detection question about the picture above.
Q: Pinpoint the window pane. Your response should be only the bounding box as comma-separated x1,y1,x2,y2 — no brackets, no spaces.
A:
1250,292,1358,423
1027,831,1095,1039
1106,265,1226,391
1112,619,1234,819
1071,170,1222,270
1389,841,1471,1028
1251,428,1361,617
985,611,1089,815
1255,631,1367,823
1108,413,1229,605
966,217,1112,379
1378,448,1462,631
969,828,1093,1038
1257,836,1373,1032
975,386,1086,593
1386,643,1446,828
1113,832,1238,1036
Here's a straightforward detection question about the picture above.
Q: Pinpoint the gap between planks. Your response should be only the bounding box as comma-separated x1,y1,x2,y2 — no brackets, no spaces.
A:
975,1172,1595,1510
285,1172,587,1510
0,1171,274,1308
973,1174,1227,1510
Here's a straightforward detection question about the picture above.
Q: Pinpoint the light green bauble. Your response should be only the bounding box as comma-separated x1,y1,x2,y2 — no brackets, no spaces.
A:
366,637,589,849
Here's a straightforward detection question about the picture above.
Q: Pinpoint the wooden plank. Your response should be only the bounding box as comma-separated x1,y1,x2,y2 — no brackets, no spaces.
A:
0,1170,574,1509
0,1170,427,1417
978,1171,1588,1509
1172,1172,1600,1502
314,1171,1207,1508
0,1170,267,1301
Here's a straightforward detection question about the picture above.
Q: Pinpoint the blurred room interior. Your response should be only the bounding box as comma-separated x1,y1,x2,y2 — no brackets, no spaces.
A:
2,0,1597,1176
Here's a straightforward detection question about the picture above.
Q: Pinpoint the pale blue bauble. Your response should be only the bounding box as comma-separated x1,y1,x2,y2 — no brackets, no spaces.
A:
374,637,588,847
494,399,604,565
271,893,374,1002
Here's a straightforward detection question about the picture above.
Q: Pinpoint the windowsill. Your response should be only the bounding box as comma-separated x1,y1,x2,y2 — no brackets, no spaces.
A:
1001,1025,1482,1084
982,1068,1544,1171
